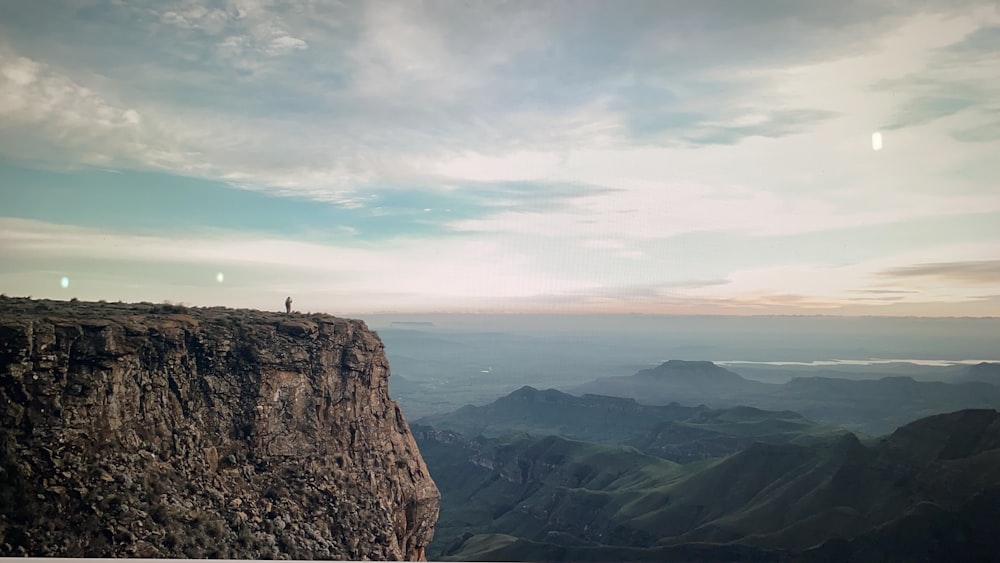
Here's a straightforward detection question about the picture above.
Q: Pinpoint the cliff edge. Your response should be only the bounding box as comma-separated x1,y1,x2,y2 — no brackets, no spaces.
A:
0,297,439,559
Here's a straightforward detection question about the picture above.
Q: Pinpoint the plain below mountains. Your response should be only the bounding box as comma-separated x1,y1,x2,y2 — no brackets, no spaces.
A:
417,407,1000,561
569,360,1000,435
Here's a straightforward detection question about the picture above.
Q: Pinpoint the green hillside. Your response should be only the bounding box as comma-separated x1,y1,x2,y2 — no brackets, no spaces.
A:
421,409,1000,561
420,433,695,559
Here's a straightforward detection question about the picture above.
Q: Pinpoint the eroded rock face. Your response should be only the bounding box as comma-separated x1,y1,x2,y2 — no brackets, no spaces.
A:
0,298,438,559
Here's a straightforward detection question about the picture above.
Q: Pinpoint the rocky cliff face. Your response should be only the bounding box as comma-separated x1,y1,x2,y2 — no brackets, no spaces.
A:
0,297,439,559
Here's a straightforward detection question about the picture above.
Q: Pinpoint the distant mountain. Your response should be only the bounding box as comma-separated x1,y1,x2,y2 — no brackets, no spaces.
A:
427,409,1000,561
575,360,760,405
635,359,758,391
418,386,696,443
571,360,1000,434
416,386,841,459
956,362,1000,385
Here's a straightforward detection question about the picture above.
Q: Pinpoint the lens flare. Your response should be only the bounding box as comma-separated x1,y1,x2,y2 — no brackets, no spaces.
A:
872,131,883,151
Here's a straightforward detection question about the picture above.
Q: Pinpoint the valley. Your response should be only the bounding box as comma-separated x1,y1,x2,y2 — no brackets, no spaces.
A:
416,394,1000,561
379,316,1000,561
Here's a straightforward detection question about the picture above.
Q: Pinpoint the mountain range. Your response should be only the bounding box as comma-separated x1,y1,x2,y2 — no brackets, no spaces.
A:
417,385,844,462
417,404,1000,561
569,360,1000,434
409,359,1000,559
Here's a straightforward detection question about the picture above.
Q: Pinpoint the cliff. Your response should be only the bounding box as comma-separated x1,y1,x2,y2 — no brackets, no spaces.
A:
0,297,439,559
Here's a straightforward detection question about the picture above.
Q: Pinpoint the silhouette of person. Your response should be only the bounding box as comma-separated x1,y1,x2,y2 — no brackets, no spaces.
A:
285,296,292,314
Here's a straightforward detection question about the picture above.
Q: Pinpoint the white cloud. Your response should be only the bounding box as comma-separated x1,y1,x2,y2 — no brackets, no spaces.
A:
1,2,998,315
265,35,307,55
437,12,1000,239
0,53,140,131
159,6,230,33
0,48,383,198
0,51,149,171
3,4,988,212
433,151,565,182
345,3,478,104
0,218,593,311
676,241,1000,308
444,137,1000,239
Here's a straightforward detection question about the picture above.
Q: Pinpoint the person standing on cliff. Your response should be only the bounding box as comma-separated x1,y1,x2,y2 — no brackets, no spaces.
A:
285,296,292,314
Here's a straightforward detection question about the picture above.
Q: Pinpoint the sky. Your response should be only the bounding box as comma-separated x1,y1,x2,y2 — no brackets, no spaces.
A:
1,0,999,316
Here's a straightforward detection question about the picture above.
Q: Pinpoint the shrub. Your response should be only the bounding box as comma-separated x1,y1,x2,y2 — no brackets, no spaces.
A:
149,302,188,314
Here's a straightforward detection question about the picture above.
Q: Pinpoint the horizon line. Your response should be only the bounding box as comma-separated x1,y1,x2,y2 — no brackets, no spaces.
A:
3,295,998,321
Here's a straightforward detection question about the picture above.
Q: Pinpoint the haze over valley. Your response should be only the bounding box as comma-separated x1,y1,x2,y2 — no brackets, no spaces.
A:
373,314,1000,559
376,314,1000,420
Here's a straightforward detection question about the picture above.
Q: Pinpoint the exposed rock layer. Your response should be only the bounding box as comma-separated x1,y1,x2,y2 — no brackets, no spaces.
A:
0,297,438,559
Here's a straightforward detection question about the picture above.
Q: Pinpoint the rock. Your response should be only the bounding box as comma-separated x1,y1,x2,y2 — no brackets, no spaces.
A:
0,297,439,560
132,540,159,557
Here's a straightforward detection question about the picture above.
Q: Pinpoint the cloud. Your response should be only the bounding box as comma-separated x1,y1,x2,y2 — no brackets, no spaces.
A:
846,296,909,303
470,280,734,313
951,118,1000,142
0,51,148,169
155,0,313,58
444,156,1000,239
0,1,994,202
159,6,230,33
0,4,955,148
0,48,385,200
265,35,307,55
678,108,839,145
880,260,1000,285
667,240,1000,313
0,218,593,311
881,96,977,130
0,53,140,133
874,19,1000,135
849,289,921,295
934,22,1000,62
1,1,998,316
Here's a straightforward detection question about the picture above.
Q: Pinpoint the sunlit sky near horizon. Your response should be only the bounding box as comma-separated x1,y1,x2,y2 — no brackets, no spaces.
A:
2,1,999,316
